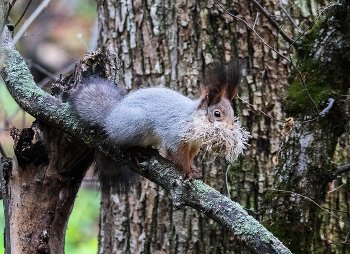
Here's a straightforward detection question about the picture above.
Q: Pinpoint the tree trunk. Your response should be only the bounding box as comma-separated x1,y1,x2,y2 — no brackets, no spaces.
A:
0,123,93,254
96,0,350,253
262,1,350,253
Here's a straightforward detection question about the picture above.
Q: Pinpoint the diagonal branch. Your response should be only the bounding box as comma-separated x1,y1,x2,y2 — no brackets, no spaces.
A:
279,0,302,32
247,0,299,47
0,28,292,254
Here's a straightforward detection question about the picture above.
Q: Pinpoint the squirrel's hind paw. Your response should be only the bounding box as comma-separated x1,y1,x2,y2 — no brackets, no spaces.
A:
125,146,158,165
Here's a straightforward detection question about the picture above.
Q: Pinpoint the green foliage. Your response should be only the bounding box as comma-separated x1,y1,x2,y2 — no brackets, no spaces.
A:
0,202,5,254
0,189,99,254
65,188,100,254
76,0,97,19
0,80,18,116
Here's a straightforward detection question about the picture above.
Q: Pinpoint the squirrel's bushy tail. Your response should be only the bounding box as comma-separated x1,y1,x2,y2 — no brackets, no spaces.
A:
69,77,126,127
93,151,140,194
69,77,138,193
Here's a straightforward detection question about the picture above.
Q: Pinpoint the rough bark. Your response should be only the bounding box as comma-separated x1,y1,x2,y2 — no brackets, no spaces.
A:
0,123,93,254
96,0,292,253
262,1,350,253
96,0,350,253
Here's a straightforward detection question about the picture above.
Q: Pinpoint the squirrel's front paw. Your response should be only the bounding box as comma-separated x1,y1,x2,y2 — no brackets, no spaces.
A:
186,167,201,180
125,147,143,165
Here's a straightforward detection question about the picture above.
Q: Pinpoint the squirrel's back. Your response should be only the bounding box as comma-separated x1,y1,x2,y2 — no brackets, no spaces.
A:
70,79,199,151
69,77,126,127
105,87,199,148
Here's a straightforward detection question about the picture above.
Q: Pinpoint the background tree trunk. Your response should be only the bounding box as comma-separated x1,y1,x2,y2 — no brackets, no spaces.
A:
262,2,350,253
96,0,350,253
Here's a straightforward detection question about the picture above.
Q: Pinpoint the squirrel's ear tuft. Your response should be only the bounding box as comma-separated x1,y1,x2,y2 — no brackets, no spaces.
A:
207,87,221,106
225,61,242,100
200,61,242,106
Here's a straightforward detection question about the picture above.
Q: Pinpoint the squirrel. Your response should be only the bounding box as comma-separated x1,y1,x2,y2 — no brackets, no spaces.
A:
69,62,250,192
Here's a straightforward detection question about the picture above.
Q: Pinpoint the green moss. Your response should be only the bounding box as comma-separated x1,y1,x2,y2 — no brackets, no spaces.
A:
284,60,333,114
283,17,337,115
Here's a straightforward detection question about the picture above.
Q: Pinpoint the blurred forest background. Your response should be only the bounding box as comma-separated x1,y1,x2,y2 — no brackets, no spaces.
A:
0,0,99,253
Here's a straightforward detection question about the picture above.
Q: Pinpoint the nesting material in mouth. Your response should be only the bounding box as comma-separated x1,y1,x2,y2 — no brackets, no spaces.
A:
181,114,251,162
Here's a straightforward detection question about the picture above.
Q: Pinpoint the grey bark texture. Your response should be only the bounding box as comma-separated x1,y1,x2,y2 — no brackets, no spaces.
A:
262,1,350,253
96,0,350,253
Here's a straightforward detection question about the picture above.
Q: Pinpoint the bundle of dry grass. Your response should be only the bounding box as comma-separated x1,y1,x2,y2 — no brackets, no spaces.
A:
181,113,250,162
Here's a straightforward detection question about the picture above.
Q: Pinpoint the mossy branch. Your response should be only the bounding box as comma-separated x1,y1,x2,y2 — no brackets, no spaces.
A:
0,28,292,254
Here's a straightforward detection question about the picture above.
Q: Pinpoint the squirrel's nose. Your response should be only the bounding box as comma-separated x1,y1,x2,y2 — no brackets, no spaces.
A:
227,118,234,130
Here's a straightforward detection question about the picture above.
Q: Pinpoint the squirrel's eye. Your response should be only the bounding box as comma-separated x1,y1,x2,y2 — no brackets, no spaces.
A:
214,111,221,117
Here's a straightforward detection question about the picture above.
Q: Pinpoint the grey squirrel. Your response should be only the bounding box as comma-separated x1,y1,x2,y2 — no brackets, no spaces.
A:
69,62,250,192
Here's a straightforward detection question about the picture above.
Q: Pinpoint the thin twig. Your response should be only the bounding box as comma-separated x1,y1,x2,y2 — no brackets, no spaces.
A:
295,71,320,115
24,58,58,81
320,235,350,246
247,0,299,47
14,0,33,27
237,95,284,122
283,3,341,115
279,0,302,32
273,189,350,226
213,0,292,67
214,0,319,115
245,208,260,214
0,0,52,69
287,47,319,115
37,63,75,88
226,164,230,199
216,0,341,116
335,163,350,177
328,184,344,194
77,33,90,52
344,230,350,243
0,0,17,38
11,0,51,46
289,1,341,49
253,12,259,30
21,109,25,128
0,107,20,137
296,98,334,123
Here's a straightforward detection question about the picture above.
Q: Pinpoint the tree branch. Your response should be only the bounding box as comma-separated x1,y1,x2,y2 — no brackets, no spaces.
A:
0,28,292,254
247,0,299,47
335,163,350,177
279,0,301,33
